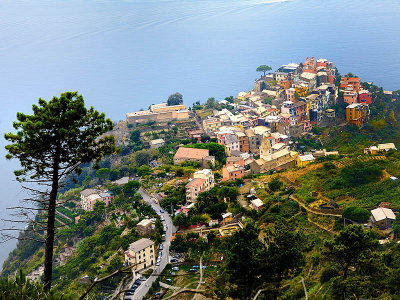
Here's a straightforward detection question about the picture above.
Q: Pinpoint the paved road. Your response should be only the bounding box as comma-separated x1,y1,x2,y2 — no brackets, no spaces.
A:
130,188,177,300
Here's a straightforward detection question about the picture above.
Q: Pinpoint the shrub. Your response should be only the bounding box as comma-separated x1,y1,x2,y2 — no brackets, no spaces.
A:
268,176,283,192
342,206,371,223
320,267,339,283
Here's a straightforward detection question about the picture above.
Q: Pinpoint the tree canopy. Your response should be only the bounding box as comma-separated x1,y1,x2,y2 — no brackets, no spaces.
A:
4,91,117,290
123,180,140,197
256,65,272,76
342,206,371,223
323,225,378,298
167,92,183,106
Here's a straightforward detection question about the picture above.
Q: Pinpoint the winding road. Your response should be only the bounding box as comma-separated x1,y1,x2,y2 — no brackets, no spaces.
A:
131,188,177,300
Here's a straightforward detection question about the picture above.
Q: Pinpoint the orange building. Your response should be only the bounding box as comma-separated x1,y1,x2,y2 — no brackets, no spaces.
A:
222,157,245,181
340,77,361,93
279,78,292,90
235,132,250,153
346,103,369,127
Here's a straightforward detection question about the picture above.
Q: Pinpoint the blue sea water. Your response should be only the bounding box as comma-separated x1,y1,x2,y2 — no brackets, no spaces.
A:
0,0,399,267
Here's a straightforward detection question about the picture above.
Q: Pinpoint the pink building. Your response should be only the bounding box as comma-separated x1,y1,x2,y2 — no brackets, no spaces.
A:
286,88,295,102
218,132,240,155
80,189,114,211
344,89,358,105
222,156,245,181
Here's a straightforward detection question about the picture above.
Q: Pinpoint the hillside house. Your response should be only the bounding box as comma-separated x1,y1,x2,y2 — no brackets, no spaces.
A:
124,238,155,271
222,157,245,181
346,103,370,127
137,219,154,235
371,207,396,228
150,139,165,149
235,131,250,153
80,189,114,211
203,117,222,135
359,90,372,105
126,102,189,124
344,89,358,105
297,154,315,167
186,169,214,202
173,147,215,167
250,198,264,211
340,77,361,93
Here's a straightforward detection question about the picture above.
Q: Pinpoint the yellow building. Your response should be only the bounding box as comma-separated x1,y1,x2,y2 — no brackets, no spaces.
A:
150,103,187,113
346,103,369,127
297,154,315,167
203,117,222,135
124,238,155,271
237,91,249,101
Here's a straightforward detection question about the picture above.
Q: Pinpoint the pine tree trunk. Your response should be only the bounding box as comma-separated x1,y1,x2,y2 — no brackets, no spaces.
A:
43,147,60,291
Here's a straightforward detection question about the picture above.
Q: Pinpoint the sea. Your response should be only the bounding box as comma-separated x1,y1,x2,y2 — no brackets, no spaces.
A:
1,0,399,268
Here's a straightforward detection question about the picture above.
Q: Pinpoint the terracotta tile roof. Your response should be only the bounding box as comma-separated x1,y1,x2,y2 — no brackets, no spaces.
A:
174,147,209,159
186,178,206,189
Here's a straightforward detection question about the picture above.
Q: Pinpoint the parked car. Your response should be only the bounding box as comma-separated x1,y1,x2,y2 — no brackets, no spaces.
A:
139,276,147,281
166,278,172,283
158,251,162,257
159,244,164,250
172,267,179,271
156,261,160,266
160,209,164,213
189,268,196,272
154,292,162,299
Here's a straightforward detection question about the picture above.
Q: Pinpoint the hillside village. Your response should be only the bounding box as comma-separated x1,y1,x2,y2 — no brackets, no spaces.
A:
3,57,400,300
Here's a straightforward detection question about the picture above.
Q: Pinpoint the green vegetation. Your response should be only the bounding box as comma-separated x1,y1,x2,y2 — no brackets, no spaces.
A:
0,269,58,300
185,142,226,164
256,65,272,76
4,91,117,290
167,92,183,106
295,158,400,209
342,206,370,222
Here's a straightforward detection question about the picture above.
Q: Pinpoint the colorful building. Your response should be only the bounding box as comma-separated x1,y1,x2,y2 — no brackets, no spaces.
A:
346,103,369,127
286,87,295,102
124,238,155,271
174,147,215,167
202,117,222,135
222,157,245,181
235,131,250,153
343,89,358,105
297,154,315,167
218,132,240,155
80,189,114,211
340,77,361,93
359,90,372,105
